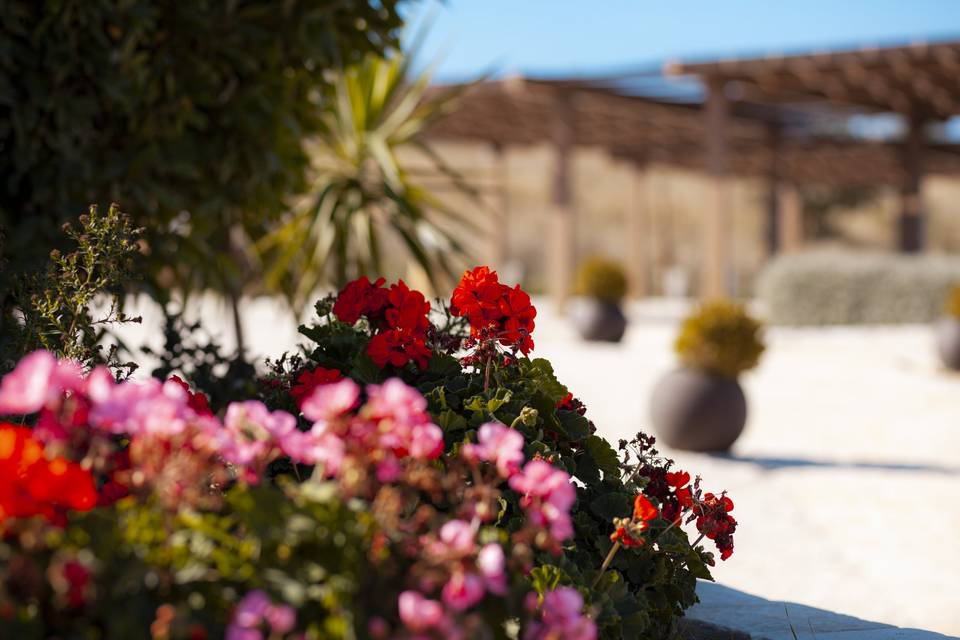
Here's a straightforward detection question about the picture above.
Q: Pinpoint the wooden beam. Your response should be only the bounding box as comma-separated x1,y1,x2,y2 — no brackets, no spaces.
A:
627,162,649,298
703,78,731,299
777,182,804,253
899,116,926,252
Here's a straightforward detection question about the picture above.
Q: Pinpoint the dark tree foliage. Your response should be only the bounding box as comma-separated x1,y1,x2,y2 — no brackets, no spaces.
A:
0,0,407,287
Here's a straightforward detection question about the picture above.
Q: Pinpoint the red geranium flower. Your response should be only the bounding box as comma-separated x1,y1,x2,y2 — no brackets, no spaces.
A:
0,423,97,524
666,470,690,489
633,494,658,523
167,376,213,416
451,267,537,355
333,276,388,325
290,367,343,408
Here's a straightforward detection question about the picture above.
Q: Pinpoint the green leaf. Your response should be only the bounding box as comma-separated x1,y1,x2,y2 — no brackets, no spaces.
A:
436,410,467,433
426,352,462,377
518,358,568,401
529,565,567,595
584,435,621,478
557,410,590,441
590,493,633,521
351,351,382,384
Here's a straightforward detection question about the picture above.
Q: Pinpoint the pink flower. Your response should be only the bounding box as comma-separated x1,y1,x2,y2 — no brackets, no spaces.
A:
524,587,596,640
409,421,444,459
398,590,445,632
89,378,195,436
509,460,576,542
469,422,525,477
227,590,296,639
364,378,429,426
264,603,296,634
301,378,360,422
441,571,485,611
279,425,345,475
439,519,476,556
0,350,83,415
220,401,296,467
477,543,507,595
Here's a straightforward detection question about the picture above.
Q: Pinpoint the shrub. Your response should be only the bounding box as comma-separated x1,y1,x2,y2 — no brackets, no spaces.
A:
0,204,142,377
0,266,737,639
575,257,629,303
675,300,765,378
759,250,960,325
0,0,407,290
945,285,960,319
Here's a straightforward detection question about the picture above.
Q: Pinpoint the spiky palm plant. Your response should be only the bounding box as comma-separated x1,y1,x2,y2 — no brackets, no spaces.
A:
256,48,481,310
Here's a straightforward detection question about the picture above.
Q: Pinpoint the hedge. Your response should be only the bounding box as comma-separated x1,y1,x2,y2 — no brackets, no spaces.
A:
757,250,960,325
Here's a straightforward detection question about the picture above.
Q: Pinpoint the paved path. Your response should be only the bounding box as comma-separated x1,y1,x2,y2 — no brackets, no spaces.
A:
687,581,958,639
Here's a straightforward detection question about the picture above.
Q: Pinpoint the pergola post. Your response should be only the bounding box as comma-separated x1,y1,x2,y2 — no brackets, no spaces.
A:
703,78,731,298
899,115,925,253
490,142,510,269
765,124,783,256
627,162,649,298
549,91,576,311
777,181,804,252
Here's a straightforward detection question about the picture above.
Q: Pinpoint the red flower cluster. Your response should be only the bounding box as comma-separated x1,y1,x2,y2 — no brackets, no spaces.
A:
0,423,97,525
290,367,343,408
610,494,659,548
451,267,536,355
334,278,432,370
168,376,213,416
332,276,390,325
695,492,736,561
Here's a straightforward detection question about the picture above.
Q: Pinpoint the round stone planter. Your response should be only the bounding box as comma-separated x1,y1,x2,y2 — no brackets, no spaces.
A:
570,299,627,343
650,367,747,452
936,315,960,371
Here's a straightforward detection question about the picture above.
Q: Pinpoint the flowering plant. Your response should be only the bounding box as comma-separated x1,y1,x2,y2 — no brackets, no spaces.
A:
0,266,735,640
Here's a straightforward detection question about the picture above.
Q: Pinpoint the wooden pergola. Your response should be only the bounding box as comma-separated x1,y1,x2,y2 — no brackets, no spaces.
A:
424,40,960,303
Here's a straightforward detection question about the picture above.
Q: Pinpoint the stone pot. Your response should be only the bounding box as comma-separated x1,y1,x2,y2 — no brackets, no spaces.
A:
650,367,746,452
936,316,960,371
570,299,627,343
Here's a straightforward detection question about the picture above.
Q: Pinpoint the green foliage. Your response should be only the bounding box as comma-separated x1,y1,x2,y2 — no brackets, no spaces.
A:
2,481,371,638
256,47,480,308
675,300,764,378
0,0,407,291
1,204,141,376
576,257,629,303
947,284,960,319
759,250,960,325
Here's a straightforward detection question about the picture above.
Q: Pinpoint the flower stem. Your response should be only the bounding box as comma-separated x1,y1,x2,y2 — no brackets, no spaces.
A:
591,541,621,589
483,354,493,391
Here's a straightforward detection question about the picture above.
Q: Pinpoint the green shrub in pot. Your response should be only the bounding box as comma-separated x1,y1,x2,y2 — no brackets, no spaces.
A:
571,257,630,342
936,284,960,370
651,300,765,451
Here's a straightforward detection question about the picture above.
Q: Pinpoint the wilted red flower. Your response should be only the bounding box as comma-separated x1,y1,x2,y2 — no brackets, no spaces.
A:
695,492,736,561
333,276,389,325
290,367,342,408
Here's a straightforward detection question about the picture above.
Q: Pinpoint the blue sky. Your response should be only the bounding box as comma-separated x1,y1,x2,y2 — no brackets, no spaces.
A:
404,1,960,81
